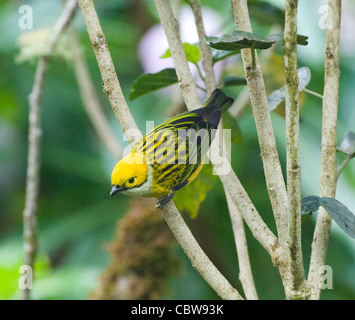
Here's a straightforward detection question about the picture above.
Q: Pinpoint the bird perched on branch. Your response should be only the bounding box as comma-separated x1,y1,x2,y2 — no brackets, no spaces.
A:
110,89,234,208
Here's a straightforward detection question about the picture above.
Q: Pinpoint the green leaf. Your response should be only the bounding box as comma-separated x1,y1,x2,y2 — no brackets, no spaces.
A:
267,86,286,112
205,30,308,52
297,66,311,91
301,195,322,215
267,66,311,112
174,164,217,218
267,33,309,46
337,131,355,157
160,49,171,59
161,43,201,64
219,76,247,88
297,34,309,46
206,31,275,51
129,68,178,100
301,195,355,239
321,197,355,239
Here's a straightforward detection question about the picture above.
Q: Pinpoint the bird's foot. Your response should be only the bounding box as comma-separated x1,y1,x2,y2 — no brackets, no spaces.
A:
155,193,175,209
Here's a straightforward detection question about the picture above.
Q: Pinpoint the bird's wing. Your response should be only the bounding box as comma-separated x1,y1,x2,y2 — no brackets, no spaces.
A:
132,109,203,156
132,107,219,193
152,117,215,193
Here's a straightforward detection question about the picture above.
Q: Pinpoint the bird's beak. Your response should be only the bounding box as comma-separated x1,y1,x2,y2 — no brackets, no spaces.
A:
110,185,127,197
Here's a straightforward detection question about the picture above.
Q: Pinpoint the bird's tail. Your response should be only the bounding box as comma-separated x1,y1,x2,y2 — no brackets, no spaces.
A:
204,89,234,113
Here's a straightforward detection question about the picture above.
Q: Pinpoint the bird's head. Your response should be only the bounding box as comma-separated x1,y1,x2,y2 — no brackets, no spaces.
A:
110,153,148,197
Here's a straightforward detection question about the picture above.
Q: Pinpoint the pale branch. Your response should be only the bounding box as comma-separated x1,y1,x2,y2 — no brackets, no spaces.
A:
77,0,243,300
225,191,258,300
283,0,309,299
230,0,291,295
21,0,77,300
190,0,258,296
69,29,122,160
22,58,45,301
230,0,289,248
154,0,201,109
76,0,141,146
229,87,250,119
189,0,216,95
308,0,342,300
214,158,278,257
155,0,278,259
220,116,257,298
160,201,243,300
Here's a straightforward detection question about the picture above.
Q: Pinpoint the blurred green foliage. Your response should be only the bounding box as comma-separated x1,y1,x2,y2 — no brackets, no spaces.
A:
0,0,354,300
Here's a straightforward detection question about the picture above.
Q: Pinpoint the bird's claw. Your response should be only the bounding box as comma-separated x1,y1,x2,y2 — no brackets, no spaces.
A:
155,193,175,209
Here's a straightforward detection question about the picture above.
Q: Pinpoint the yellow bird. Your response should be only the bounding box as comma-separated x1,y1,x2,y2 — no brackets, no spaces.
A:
110,89,234,208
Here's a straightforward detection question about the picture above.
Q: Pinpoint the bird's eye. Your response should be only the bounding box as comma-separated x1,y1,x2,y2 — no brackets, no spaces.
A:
129,177,135,184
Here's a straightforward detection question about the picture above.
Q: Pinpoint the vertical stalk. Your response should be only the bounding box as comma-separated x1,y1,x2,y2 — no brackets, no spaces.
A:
230,0,290,291
22,59,45,300
283,0,309,299
76,0,141,146
189,0,257,297
308,0,342,300
70,30,122,160
229,0,289,247
189,0,216,95
154,0,201,109
225,191,259,300
21,0,77,300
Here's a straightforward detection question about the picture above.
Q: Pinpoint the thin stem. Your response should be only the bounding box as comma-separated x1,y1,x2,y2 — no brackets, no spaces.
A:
195,83,207,92
303,88,323,99
230,0,290,291
69,29,122,160
22,59,45,301
190,0,257,297
225,190,259,300
189,0,216,95
337,154,353,179
76,0,141,146
230,0,289,243
194,62,206,82
154,0,201,109
229,86,250,119
21,0,77,300
284,0,309,299
212,155,278,257
228,26,282,119
308,0,342,300
161,201,243,300
77,0,243,300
